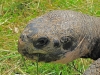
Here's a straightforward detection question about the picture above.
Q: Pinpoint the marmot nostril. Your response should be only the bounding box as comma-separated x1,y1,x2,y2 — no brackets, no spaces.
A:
33,37,49,49
20,34,28,42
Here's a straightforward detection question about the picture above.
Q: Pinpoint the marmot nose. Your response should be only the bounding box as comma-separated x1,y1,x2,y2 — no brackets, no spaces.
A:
53,40,60,48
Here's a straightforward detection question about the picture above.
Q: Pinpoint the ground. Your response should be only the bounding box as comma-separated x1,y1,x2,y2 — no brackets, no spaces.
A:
0,0,100,75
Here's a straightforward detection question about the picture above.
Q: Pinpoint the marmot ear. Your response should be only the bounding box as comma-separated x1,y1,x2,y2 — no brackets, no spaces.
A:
60,36,73,50
89,39,100,60
81,39,100,60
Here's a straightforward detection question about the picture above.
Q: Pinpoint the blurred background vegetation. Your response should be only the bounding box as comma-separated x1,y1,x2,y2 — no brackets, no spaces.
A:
0,0,100,75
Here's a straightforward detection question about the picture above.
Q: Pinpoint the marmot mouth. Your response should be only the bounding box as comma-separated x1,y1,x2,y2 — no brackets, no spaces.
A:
21,49,62,62
23,53,57,62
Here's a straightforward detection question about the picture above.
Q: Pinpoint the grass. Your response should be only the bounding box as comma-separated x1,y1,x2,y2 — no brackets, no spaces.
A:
0,0,100,75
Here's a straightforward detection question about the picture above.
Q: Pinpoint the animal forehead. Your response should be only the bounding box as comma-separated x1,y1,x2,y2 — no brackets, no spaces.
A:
46,10,79,19
44,10,82,24
25,10,94,38
30,10,83,24
28,11,82,29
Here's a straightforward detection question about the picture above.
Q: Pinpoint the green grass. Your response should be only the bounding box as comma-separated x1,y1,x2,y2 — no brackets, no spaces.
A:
0,0,100,75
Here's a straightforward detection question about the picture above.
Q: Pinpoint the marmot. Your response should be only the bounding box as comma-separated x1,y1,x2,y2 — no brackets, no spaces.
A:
18,10,100,74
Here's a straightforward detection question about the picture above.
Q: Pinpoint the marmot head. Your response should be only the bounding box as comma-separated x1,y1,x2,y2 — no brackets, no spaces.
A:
18,10,91,63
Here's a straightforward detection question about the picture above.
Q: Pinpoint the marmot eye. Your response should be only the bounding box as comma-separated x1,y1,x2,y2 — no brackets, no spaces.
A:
33,37,49,49
60,36,71,43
